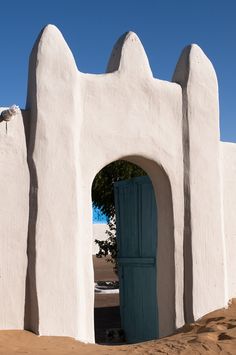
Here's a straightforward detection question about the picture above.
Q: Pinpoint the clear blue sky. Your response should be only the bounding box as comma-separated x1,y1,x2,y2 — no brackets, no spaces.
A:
0,0,235,142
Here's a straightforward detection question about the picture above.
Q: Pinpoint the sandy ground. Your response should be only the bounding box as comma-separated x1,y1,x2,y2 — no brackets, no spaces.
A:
1,303,236,354
1,258,236,354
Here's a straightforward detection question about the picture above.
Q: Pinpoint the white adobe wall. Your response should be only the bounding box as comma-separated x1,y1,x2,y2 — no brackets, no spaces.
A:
0,24,232,344
25,25,83,338
26,25,185,341
173,45,227,321
0,108,29,329
221,142,236,299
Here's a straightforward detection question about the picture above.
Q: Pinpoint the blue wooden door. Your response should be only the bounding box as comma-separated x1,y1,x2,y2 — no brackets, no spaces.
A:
114,176,158,343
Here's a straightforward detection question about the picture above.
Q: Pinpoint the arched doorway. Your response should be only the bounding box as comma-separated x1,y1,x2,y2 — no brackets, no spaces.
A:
91,157,175,343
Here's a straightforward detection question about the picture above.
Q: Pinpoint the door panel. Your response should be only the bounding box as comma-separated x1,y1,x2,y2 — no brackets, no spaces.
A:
115,182,139,257
114,176,158,343
140,181,157,257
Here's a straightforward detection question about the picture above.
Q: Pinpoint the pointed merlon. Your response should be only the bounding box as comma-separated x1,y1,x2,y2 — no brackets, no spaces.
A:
106,31,153,78
172,44,218,90
27,24,78,110
39,24,77,72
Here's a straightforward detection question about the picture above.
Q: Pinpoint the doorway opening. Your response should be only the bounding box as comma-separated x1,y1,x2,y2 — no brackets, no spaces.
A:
92,159,160,344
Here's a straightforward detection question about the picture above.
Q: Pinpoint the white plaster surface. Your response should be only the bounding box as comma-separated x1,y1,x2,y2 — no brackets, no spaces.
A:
77,32,185,338
26,25,83,340
27,26,184,341
0,24,235,344
173,45,226,321
221,142,236,299
0,109,29,329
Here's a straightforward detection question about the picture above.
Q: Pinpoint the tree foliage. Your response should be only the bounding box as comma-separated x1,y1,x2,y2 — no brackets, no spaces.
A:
92,160,146,271
92,160,146,220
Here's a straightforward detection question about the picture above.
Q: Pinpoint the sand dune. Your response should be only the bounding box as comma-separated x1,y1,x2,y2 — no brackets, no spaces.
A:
1,299,236,354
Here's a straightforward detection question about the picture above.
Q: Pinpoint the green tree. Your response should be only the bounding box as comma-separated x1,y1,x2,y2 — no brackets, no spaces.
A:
92,160,146,271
